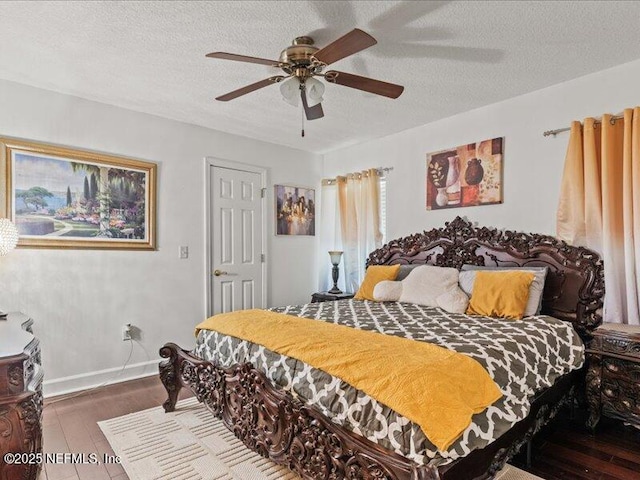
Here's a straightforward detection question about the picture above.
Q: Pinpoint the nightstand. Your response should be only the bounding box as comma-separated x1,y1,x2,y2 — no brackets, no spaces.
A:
311,291,355,303
585,324,640,431
0,312,43,480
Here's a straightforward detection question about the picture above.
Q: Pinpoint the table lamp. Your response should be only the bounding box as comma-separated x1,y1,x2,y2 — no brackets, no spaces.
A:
0,218,19,319
328,251,343,294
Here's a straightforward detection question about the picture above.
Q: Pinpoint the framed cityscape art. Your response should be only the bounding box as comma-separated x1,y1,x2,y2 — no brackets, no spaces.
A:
274,184,315,236
426,137,503,210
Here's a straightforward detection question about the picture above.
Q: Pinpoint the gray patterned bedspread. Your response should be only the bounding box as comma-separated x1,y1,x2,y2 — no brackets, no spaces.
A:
194,300,584,466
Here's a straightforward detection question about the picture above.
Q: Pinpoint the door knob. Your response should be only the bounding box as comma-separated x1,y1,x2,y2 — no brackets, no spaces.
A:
213,269,228,277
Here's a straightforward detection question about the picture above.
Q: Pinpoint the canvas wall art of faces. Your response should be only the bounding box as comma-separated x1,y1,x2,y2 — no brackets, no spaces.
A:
426,137,503,210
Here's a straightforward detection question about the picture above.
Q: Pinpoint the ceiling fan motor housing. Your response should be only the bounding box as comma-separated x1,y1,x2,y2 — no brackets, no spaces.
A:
280,37,322,78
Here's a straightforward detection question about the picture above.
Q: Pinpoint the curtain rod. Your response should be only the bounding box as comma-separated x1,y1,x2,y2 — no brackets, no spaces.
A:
543,113,624,137
322,167,393,186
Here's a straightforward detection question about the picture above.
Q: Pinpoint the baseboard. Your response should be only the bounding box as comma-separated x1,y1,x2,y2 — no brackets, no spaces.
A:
43,359,160,398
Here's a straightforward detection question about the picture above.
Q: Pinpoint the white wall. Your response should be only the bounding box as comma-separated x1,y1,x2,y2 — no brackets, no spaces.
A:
4,56,639,396
0,80,321,396
323,58,640,241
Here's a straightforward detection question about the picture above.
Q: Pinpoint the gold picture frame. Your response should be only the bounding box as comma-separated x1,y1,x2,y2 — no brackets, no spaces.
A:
0,137,156,250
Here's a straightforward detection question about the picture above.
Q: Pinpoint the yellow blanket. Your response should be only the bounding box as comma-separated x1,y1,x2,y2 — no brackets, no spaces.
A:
195,309,502,452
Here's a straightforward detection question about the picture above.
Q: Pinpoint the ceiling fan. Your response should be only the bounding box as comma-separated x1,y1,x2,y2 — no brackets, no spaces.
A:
206,28,404,127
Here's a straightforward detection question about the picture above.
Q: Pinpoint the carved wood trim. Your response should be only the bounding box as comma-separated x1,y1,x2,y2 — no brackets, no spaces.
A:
0,407,13,439
0,314,42,480
18,390,43,450
601,336,640,358
160,343,438,480
586,353,602,431
7,365,24,398
586,327,640,431
160,343,579,480
366,217,604,340
17,391,43,480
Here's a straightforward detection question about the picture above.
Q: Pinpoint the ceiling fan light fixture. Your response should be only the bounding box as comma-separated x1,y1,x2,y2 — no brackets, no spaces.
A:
280,77,300,107
207,28,403,128
305,77,325,107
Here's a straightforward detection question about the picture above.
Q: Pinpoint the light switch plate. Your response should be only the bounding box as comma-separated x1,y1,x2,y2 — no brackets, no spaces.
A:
179,246,189,259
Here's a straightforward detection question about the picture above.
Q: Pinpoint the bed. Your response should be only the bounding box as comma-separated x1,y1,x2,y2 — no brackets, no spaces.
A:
159,217,604,480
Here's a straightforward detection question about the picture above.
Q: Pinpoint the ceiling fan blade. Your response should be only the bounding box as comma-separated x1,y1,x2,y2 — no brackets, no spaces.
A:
301,89,324,120
206,52,283,67
216,76,285,102
324,70,404,99
312,28,377,65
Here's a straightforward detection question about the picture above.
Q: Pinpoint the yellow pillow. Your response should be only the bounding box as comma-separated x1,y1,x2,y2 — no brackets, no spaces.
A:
354,265,401,301
466,271,535,320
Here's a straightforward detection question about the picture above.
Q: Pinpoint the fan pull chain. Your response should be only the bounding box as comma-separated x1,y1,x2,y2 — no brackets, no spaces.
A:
301,102,305,137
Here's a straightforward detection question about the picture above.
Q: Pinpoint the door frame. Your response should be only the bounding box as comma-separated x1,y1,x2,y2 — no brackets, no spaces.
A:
204,157,268,317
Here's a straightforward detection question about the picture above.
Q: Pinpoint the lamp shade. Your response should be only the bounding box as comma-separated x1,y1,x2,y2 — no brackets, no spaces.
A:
305,77,325,107
279,77,300,107
0,219,18,256
328,250,343,265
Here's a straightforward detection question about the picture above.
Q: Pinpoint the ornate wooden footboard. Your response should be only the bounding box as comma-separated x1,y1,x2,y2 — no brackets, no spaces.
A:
160,342,579,480
160,217,604,480
159,343,439,480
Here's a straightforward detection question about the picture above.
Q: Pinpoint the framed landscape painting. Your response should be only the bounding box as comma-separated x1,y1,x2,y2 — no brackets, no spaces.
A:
275,184,315,236
0,138,156,250
426,137,503,210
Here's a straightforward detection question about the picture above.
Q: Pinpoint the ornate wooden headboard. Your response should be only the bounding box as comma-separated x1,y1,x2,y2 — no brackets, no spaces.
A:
366,217,605,340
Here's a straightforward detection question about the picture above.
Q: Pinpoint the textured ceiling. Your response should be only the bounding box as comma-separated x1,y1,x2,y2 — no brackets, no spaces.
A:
1,1,640,153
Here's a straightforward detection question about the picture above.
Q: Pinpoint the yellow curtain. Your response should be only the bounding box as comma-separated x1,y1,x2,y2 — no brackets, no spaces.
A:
337,169,383,292
557,107,640,325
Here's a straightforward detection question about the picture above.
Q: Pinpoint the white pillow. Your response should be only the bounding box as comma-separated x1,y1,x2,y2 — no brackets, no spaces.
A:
459,269,546,317
399,265,463,310
436,289,469,314
373,281,403,302
458,271,477,297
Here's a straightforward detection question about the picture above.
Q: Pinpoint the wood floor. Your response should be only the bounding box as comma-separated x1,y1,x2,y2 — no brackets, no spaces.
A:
42,376,640,480
512,409,640,480
40,375,191,480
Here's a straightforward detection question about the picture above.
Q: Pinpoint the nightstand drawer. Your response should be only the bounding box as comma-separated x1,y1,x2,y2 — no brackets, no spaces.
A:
601,335,640,356
602,378,640,419
602,375,640,399
601,363,640,420
602,357,640,382
585,324,640,431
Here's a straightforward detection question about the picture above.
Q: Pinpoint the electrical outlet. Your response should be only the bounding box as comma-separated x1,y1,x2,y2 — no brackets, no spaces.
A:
122,324,132,341
179,246,189,259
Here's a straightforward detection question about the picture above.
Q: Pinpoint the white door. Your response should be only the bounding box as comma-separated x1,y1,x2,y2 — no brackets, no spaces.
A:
210,165,264,314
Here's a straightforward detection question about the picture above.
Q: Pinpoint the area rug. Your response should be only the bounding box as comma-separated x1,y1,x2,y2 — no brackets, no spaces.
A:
99,398,544,480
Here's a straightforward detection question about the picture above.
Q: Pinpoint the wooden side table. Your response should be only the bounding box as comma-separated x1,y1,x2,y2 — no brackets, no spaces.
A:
311,292,355,303
585,323,640,431
0,312,43,480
